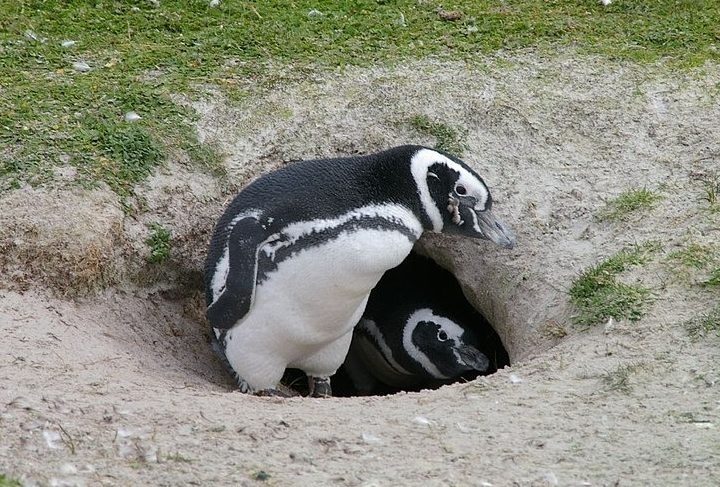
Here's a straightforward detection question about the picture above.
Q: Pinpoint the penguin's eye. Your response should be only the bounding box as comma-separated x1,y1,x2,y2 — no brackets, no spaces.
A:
437,330,448,341
455,185,467,196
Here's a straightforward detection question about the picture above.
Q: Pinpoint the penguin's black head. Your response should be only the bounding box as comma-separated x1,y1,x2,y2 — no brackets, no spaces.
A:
409,147,515,249
405,308,490,379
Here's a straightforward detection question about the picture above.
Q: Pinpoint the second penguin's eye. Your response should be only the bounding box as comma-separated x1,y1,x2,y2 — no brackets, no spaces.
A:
456,185,467,195
437,330,448,341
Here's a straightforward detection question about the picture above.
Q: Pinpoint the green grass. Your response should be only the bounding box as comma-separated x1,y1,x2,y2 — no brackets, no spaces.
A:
253,471,271,482
2,1,719,197
706,268,720,288
0,475,21,487
164,452,193,463
699,171,720,212
686,306,720,339
146,223,171,263
598,187,663,221
667,242,720,287
409,114,468,155
569,242,658,326
668,243,716,269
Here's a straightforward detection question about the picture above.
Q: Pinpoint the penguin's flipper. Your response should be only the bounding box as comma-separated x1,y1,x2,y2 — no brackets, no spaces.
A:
206,217,266,329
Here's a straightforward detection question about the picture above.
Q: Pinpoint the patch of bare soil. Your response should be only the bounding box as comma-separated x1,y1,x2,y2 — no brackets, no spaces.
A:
2,52,719,486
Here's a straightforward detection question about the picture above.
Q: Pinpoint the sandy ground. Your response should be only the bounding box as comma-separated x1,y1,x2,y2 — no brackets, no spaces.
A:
1,52,719,486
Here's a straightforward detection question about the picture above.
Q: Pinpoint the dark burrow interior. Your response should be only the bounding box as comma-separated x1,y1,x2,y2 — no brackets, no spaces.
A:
280,251,510,397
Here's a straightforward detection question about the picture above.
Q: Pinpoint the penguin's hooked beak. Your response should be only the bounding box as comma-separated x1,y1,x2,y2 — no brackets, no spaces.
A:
472,208,516,249
457,345,490,372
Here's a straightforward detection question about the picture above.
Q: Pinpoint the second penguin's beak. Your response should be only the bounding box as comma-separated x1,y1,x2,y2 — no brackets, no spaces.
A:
457,345,490,372
473,209,516,249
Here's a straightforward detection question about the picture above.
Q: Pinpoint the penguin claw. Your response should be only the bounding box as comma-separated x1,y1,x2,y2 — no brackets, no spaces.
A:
308,376,332,398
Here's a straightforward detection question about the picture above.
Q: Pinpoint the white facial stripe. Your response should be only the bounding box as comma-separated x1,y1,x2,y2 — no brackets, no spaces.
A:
411,149,491,228
403,308,466,379
468,207,482,234
458,173,489,211
357,318,412,376
261,203,423,258
411,149,446,231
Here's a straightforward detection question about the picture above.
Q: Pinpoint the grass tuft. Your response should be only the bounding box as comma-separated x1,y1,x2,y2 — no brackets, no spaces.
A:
164,452,193,463
667,242,720,287
146,223,172,264
668,243,716,269
700,172,720,212
704,268,720,288
686,306,720,339
253,470,271,482
602,362,648,393
409,114,468,155
0,475,21,487
598,187,662,221
569,242,658,326
75,119,165,197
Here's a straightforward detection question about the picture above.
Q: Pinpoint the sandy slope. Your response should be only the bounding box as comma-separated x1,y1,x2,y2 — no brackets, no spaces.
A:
1,53,719,486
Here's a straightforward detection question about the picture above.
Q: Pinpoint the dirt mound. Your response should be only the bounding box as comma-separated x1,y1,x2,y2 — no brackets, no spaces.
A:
0,187,124,295
2,53,719,486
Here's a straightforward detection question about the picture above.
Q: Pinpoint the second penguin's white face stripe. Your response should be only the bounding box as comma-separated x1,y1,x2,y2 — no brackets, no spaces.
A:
402,308,466,379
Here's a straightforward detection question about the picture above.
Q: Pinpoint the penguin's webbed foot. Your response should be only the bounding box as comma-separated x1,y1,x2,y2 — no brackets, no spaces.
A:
308,376,332,398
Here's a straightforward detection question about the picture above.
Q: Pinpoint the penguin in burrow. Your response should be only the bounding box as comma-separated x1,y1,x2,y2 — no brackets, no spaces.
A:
341,251,506,395
203,145,515,397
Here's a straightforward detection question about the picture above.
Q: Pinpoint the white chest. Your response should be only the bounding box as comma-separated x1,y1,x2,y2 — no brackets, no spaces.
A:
253,226,416,344
218,204,423,388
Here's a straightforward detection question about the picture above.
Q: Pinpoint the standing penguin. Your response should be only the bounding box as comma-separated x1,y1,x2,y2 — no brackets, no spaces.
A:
204,145,515,397
341,252,504,395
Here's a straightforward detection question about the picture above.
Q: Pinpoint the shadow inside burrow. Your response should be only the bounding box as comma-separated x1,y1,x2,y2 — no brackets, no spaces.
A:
282,250,511,397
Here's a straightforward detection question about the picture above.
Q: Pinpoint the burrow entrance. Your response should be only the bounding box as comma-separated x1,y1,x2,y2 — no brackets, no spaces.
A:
278,246,511,397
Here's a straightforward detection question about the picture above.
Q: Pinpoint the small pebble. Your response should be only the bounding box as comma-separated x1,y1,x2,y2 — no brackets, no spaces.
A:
307,9,323,17
361,432,381,444
61,40,76,47
24,29,40,41
60,464,78,475
116,427,133,438
124,111,141,122
509,374,523,384
604,317,615,334
43,429,62,449
72,61,91,72
540,471,559,486
412,415,433,426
